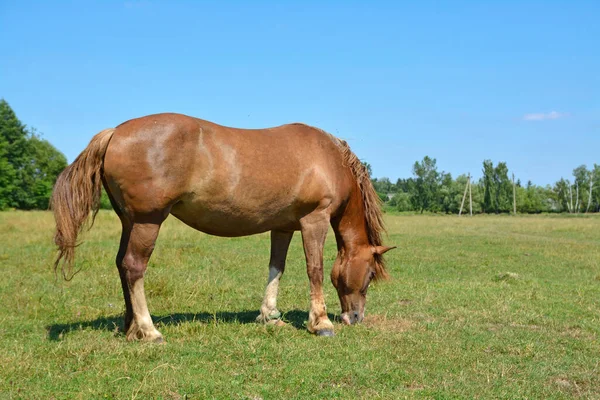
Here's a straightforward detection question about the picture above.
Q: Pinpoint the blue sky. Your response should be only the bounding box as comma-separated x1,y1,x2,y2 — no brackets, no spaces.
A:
1,1,598,185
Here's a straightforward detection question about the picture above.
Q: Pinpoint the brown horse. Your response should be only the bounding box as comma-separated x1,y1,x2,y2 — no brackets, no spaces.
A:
51,113,395,342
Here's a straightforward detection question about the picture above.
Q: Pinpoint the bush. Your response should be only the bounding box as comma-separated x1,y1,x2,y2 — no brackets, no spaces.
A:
100,189,113,210
393,192,413,212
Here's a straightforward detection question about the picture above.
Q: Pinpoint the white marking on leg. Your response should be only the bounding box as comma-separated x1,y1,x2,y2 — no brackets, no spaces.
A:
259,266,283,321
129,278,162,340
264,266,281,311
308,296,333,333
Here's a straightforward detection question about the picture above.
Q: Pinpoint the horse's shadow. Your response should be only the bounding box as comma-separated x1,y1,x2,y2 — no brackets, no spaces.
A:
46,309,337,341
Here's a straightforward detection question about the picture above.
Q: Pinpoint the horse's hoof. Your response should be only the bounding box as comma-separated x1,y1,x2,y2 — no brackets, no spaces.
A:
316,329,335,337
267,319,287,327
256,310,282,323
268,311,282,320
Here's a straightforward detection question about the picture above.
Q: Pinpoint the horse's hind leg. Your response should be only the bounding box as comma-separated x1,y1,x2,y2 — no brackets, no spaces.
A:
257,230,293,323
103,178,135,334
116,222,134,332
117,215,165,342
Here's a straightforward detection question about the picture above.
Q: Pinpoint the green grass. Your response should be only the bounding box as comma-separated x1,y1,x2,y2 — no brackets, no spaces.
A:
1,211,599,399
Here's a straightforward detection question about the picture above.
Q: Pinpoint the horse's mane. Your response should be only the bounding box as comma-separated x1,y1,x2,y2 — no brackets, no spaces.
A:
291,123,389,279
336,138,389,280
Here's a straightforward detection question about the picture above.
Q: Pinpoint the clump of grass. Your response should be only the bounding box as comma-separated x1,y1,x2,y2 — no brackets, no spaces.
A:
493,272,520,282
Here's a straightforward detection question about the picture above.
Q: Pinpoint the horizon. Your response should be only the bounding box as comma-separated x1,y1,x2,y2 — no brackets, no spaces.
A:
1,1,598,186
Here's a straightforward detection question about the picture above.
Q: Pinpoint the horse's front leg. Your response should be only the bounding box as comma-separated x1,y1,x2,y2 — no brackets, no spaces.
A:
300,213,335,336
257,230,294,323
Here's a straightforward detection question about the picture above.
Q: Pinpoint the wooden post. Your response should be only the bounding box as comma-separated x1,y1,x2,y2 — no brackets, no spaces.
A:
468,174,472,216
459,174,469,216
512,173,517,215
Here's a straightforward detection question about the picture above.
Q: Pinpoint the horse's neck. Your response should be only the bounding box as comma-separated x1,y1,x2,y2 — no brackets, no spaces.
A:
333,187,370,256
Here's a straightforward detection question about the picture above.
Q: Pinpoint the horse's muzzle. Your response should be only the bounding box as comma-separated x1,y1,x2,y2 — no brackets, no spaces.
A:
341,311,364,325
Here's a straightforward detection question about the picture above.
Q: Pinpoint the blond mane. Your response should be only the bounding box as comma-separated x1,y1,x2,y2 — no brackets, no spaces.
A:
289,123,389,280
338,139,389,280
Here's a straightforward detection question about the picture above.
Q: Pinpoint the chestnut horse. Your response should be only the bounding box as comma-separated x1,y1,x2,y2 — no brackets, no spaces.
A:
51,113,395,342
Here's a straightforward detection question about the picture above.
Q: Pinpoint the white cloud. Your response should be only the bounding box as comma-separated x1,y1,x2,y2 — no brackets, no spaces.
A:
523,111,568,121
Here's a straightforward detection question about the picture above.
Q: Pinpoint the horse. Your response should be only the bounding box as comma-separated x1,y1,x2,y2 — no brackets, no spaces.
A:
51,113,395,342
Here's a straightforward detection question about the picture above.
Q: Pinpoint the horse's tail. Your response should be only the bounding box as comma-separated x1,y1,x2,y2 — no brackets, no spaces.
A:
50,128,116,280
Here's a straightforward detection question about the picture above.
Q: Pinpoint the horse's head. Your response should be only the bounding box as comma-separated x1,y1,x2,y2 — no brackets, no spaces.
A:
331,245,395,325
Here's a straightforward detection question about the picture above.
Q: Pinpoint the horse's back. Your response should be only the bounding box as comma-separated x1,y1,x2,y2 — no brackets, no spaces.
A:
103,113,352,235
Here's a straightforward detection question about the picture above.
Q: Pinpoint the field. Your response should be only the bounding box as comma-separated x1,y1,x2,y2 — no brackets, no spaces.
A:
1,211,599,399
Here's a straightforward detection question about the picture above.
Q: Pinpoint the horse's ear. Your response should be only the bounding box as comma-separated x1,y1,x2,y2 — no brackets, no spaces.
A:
372,245,396,255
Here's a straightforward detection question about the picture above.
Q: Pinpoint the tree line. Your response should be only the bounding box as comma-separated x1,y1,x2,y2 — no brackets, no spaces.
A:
0,99,67,210
367,157,600,214
1,98,597,214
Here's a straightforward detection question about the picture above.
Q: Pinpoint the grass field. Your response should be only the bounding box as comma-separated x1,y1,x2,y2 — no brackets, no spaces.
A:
1,211,599,399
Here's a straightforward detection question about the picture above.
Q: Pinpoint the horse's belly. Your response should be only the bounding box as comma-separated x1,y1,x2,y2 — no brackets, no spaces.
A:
170,197,302,237
171,144,336,236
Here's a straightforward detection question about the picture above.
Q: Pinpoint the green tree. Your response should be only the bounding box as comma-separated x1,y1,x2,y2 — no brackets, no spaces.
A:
482,160,494,213
0,99,67,209
519,181,544,213
0,131,15,209
395,178,412,193
480,160,512,213
392,192,412,212
411,156,439,213
572,165,592,213
592,164,600,212
372,177,393,196
21,133,68,209
493,162,512,213
470,180,484,214
553,178,570,212
437,172,456,213
552,166,600,213
0,99,29,208
450,174,470,214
